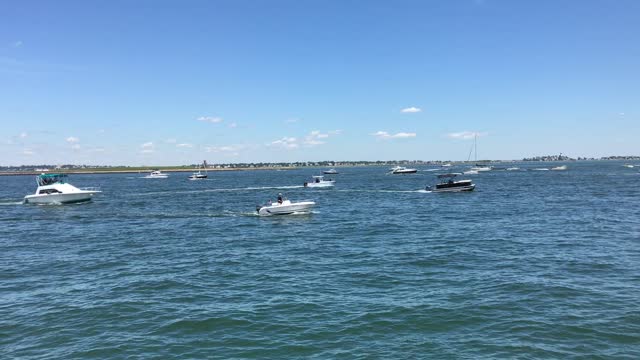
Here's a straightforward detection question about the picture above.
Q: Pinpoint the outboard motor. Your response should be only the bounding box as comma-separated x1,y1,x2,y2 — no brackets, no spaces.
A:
303,182,308,187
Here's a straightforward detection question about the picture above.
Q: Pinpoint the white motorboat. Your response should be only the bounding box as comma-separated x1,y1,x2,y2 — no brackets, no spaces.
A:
463,170,479,175
470,165,492,172
256,197,316,216
389,166,418,174
24,173,101,204
426,173,475,193
323,168,339,174
145,170,168,179
304,175,335,188
623,164,634,168
551,165,567,171
188,160,208,180
506,167,520,171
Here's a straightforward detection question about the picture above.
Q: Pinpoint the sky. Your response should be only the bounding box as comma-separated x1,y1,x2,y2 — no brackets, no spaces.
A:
1,0,638,166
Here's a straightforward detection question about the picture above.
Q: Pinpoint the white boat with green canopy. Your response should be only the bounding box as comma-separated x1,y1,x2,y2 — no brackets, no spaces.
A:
24,173,101,204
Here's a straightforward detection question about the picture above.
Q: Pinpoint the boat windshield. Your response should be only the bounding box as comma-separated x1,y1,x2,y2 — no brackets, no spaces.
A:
36,173,67,186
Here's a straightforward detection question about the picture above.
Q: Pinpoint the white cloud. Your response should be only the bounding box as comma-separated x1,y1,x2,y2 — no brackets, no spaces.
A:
20,132,28,139
372,131,417,139
176,143,193,148
13,41,23,48
140,142,154,153
228,122,237,128
66,136,79,143
401,107,422,113
446,131,487,140
197,116,223,123
22,148,34,155
269,137,299,149
302,130,342,146
205,145,245,153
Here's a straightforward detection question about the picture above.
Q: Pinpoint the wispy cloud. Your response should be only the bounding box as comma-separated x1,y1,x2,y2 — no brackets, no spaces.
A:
176,143,193,148
140,142,154,153
22,148,34,155
228,122,237,128
372,131,417,139
206,145,245,153
446,131,487,140
401,106,422,113
66,136,79,143
303,130,342,146
20,132,28,139
12,41,23,48
269,137,299,149
197,116,223,124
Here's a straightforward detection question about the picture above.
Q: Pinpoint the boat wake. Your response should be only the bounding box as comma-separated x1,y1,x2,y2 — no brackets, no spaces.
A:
0,200,24,206
132,185,306,197
336,189,427,194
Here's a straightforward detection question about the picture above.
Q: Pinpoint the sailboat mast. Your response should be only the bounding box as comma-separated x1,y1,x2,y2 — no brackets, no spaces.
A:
475,133,477,162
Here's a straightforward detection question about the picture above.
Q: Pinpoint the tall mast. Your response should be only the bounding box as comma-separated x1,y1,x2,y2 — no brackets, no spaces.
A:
475,133,477,162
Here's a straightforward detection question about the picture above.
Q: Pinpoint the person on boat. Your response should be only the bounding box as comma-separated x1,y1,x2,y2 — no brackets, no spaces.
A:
315,178,320,183
277,194,283,204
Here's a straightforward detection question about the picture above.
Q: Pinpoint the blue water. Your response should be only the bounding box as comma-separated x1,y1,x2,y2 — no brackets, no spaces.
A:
1,162,639,359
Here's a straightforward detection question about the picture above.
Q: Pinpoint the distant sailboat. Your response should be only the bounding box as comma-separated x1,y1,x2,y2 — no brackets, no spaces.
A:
468,134,491,171
189,160,208,180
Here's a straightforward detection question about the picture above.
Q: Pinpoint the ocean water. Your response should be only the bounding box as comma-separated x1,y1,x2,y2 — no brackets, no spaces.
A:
1,162,639,359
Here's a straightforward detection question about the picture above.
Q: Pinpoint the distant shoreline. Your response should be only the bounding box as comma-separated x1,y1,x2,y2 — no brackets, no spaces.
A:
1,158,637,176
0,167,301,176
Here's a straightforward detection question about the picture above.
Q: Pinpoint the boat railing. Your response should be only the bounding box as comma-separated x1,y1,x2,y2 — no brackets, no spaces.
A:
80,186,101,191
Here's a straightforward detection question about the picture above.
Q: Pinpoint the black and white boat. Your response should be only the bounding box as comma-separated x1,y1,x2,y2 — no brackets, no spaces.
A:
188,160,209,180
426,173,475,192
389,166,418,174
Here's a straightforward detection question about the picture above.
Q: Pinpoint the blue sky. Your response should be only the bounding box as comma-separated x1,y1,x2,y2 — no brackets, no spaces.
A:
1,0,638,165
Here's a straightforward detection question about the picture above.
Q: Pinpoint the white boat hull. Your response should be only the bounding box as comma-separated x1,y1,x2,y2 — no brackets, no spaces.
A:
24,191,99,204
304,181,335,188
432,184,476,192
257,201,316,216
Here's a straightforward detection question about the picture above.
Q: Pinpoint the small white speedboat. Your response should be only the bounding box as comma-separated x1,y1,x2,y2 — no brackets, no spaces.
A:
304,175,335,188
506,167,520,171
551,165,567,171
389,166,418,174
24,174,101,204
256,199,316,216
623,164,634,168
145,170,168,179
323,168,339,174
470,166,491,172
